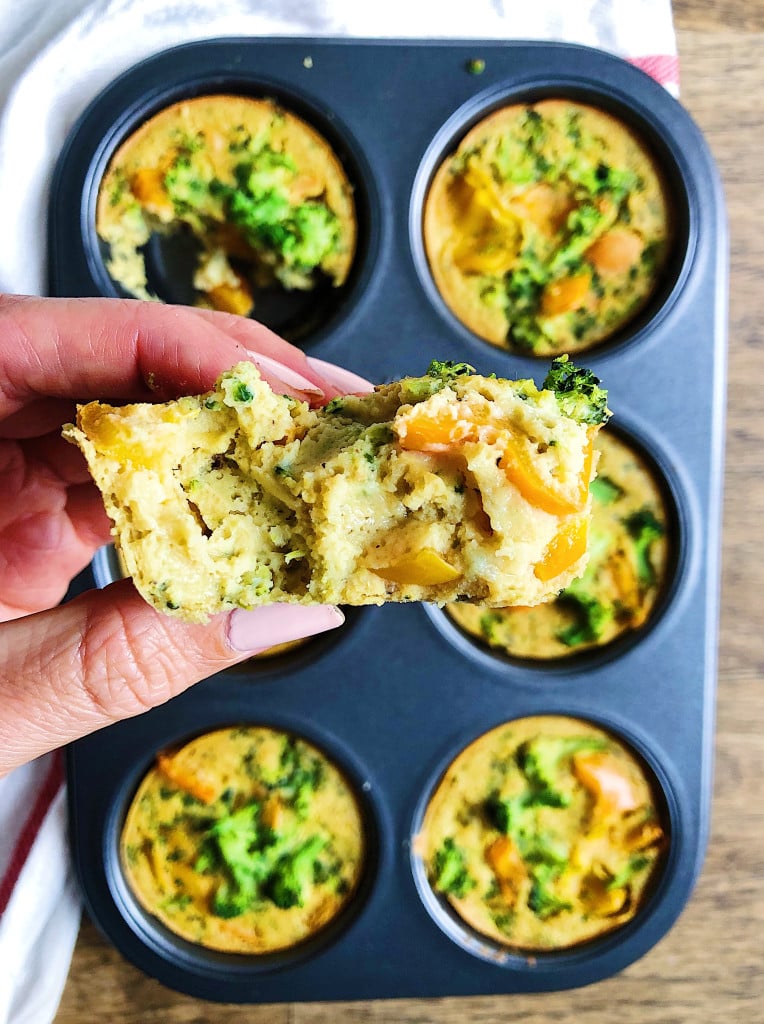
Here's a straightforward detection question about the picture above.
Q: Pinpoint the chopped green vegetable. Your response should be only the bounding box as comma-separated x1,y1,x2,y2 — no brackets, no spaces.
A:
556,590,614,647
517,735,607,804
197,796,331,919
527,863,573,919
213,151,340,279
623,506,664,586
433,837,475,898
479,611,504,644
542,355,610,425
426,359,476,381
589,474,624,505
268,835,326,909
232,381,254,403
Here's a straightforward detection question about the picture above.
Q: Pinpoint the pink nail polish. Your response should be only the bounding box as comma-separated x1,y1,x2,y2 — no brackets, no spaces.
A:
306,356,375,394
227,604,345,653
247,352,324,395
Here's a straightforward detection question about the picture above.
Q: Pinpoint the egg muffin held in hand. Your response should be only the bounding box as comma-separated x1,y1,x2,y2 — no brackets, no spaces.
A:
424,100,672,356
64,357,610,621
96,95,356,317
121,726,365,954
447,429,670,659
419,716,666,952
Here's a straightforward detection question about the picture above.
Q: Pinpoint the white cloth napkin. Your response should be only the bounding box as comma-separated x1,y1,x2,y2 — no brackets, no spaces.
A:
0,2,678,1021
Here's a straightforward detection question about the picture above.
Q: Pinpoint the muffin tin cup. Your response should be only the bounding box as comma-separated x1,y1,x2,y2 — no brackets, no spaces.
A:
55,36,726,1002
409,711,681,973
410,79,695,363
429,414,693,677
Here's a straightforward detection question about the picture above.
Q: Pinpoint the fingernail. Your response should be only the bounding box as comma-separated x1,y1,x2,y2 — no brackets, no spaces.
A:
247,352,325,396
306,356,375,394
227,604,345,653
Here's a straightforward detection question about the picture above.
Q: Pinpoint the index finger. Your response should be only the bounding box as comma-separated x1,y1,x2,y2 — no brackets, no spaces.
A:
0,295,334,413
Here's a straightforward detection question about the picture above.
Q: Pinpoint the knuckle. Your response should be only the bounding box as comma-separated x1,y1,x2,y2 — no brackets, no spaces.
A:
74,602,207,718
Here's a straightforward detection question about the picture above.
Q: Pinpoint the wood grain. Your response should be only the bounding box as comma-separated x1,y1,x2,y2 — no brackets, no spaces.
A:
56,19,764,1024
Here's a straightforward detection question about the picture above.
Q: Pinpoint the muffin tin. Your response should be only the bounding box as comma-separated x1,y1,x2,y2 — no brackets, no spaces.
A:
52,37,727,1001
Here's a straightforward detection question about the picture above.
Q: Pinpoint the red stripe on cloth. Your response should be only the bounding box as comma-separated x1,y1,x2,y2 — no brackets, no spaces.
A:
628,54,680,87
0,751,64,916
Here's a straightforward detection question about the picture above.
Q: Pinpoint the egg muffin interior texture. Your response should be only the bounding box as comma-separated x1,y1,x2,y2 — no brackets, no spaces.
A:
64,358,609,622
423,100,672,356
96,95,356,318
419,715,666,952
447,429,670,659
120,726,365,954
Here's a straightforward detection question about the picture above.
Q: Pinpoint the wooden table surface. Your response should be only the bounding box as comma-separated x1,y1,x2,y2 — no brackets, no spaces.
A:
56,4,764,1021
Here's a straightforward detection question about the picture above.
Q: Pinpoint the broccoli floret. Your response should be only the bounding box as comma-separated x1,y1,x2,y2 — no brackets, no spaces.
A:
527,864,573,920
203,803,271,917
432,838,475,898
210,148,340,276
268,835,327,909
542,354,610,425
517,735,607,803
479,611,504,645
426,359,476,381
265,737,324,816
237,145,297,194
163,156,206,209
624,507,665,587
212,881,257,919
485,793,527,834
569,161,639,203
198,796,336,918
556,590,613,647
287,202,341,269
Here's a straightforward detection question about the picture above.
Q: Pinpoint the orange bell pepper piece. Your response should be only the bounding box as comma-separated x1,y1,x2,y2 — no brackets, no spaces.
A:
485,835,527,906
500,435,594,516
585,229,644,277
540,271,592,317
206,279,254,317
534,516,589,582
572,751,640,816
130,167,174,217
156,753,218,804
395,405,482,452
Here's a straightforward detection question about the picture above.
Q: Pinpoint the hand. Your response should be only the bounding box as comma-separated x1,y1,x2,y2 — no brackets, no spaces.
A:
0,295,371,776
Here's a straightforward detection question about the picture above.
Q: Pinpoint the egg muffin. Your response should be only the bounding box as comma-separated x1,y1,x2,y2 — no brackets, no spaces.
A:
423,100,672,356
418,715,666,952
120,725,365,953
64,357,610,621
96,95,356,319
447,429,670,659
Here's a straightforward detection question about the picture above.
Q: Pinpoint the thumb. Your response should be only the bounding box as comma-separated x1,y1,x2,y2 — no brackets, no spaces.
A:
0,580,344,776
